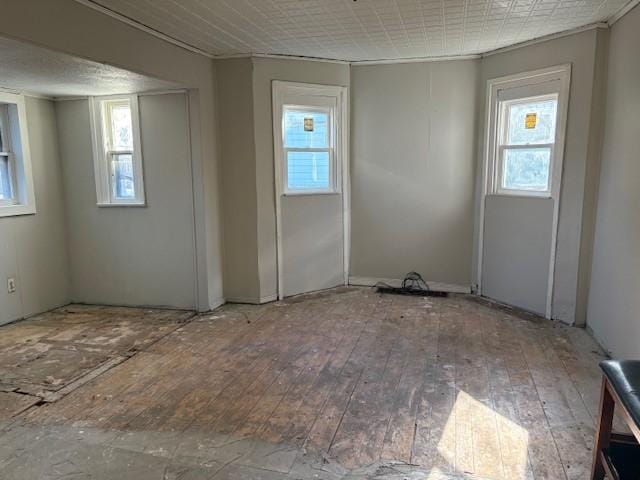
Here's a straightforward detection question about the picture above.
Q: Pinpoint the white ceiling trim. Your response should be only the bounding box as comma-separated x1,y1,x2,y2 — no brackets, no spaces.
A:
0,87,54,101
607,0,640,24
352,54,481,66
481,22,608,58
247,53,350,65
54,88,189,102
213,52,350,65
73,0,214,58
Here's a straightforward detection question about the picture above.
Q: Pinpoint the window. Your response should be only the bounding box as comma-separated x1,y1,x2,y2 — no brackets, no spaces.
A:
282,106,335,194
496,95,559,195
485,65,570,201
90,95,145,206
0,106,15,204
0,92,36,217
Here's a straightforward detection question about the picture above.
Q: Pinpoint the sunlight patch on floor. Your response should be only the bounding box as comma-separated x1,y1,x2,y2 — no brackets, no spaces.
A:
438,390,530,479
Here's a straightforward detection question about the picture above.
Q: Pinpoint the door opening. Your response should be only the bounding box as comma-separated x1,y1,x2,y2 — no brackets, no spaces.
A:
478,65,571,319
272,82,349,300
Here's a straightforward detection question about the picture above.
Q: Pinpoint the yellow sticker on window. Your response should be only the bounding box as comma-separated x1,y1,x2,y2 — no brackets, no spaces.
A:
304,118,314,132
525,113,537,129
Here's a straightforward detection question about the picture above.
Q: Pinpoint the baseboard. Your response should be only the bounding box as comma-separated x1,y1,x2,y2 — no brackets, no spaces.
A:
69,300,196,312
348,276,472,294
207,297,226,311
225,294,278,305
585,324,613,358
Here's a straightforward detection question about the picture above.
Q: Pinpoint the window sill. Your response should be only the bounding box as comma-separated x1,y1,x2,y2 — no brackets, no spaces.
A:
0,204,36,218
489,191,552,199
96,202,147,208
283,190,340,197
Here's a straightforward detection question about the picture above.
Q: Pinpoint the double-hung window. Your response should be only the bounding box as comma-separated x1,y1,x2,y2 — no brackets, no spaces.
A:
496,94,558,196
0,92,36,218
90,95,145,206
282,106,335,194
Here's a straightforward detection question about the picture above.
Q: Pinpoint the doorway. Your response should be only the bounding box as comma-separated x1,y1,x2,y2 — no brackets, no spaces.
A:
478,65,571,318
272,81,349,299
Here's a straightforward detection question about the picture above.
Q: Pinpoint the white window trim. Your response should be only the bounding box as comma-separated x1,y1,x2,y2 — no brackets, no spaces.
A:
280,104,337,196
494,93,559,197
477,64,571,319
0,92,36,218
89,94,146,207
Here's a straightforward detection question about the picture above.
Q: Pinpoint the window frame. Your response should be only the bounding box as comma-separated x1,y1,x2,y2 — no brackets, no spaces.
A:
495,93,559,197
485,68,570,202
282,104,336,195
89,95,145,207
0,92,37,218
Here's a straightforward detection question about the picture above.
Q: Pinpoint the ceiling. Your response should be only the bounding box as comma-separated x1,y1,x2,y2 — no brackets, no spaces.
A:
86,0,629,62
0,36,182,98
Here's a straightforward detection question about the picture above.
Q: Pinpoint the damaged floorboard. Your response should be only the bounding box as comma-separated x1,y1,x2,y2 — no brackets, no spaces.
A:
0,392,40,418
1,288,611,479
0,305,194,416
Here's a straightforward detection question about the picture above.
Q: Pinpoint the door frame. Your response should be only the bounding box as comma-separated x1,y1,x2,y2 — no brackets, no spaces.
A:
272,81,350,300
476,64,571,319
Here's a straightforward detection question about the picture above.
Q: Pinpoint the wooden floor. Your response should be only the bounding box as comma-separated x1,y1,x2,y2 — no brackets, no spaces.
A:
0,305,192,413
8,288,609,479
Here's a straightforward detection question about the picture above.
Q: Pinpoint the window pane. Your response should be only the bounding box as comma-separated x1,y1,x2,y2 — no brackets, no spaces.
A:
111,154,136,200
503,148,551,191
507,98,557,145
287,151,330,190
0,157,11,200
284,110,329,148
109,102,133,151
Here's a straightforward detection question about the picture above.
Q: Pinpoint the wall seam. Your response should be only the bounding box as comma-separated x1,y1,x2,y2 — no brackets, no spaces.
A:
52,100,75,306
575,29,610,327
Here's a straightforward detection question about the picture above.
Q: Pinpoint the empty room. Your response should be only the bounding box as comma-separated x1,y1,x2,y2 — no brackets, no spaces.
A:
0,0,639,478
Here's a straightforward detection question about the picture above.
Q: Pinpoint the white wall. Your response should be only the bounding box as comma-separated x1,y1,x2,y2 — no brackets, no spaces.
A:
215,58,261,303
56,93,197,309
350,61,479,286
216,57,350,303
587,6,640,359
0,97,69,325
1,0,223,311
482,196,554,315
475,28,608,324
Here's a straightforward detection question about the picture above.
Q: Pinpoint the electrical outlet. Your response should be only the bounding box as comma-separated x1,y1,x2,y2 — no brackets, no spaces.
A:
7,278,16,294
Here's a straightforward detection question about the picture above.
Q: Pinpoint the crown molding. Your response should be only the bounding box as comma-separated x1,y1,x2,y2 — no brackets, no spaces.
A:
0,87,54,101
351,54,481,66
53,88,189,102
213,52,350,65
73,0,213,58
482,22,608,58
211,53,253,60
607,0,640,25
251,53,350,65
